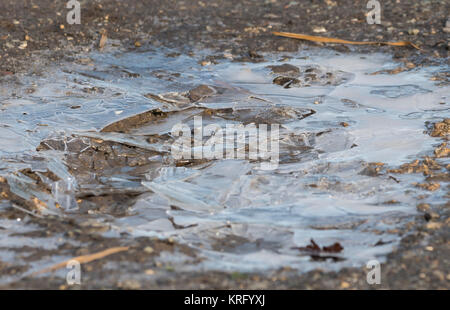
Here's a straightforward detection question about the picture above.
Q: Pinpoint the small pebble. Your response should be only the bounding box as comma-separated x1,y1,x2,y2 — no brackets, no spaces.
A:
426,222,442,230
144,246,154,254
340,281,350,289
313,26,327,33
18,41,27,49
416,203,430,212
145,269,155,275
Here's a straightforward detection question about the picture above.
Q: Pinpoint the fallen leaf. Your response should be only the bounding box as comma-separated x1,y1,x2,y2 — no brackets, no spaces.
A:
293,239,344,261
298,239,321,252
273,31,421,50
294,239,344,253
323,242,344,253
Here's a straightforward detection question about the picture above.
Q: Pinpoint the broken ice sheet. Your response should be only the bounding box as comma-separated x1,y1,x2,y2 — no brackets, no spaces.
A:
142,160,252,213
0,47,448,276
143,181,222,213
0,127,36,154
3,156,79,214
370,84,431,98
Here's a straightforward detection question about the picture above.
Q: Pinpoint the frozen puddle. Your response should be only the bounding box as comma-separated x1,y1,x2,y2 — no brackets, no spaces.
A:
0,48,448,276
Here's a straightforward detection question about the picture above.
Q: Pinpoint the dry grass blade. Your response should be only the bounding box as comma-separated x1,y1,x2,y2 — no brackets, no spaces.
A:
99,30,108,50
11,203,44,218
32,246,129,275
273,31,421,50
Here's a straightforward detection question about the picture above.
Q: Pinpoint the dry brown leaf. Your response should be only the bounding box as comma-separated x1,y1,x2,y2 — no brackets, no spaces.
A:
273,31,421,50
32,246,129,275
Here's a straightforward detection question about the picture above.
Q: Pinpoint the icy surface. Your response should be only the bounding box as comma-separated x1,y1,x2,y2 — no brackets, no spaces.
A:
0,48,448,274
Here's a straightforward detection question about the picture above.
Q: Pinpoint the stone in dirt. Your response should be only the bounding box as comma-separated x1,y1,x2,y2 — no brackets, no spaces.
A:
271,64,353,88
187,85,216,102
267,63,300,77
272,76,300,88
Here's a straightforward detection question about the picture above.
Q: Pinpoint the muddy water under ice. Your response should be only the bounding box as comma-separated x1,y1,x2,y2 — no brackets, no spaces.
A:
0,48,448,276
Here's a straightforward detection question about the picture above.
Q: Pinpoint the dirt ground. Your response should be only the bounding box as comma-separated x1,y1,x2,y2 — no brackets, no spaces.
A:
1,0,449,74
0,0,449,289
